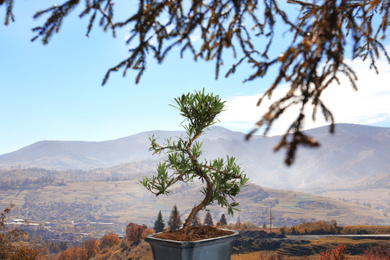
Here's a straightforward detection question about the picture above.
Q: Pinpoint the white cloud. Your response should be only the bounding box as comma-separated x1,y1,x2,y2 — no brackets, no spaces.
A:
219,57,390,135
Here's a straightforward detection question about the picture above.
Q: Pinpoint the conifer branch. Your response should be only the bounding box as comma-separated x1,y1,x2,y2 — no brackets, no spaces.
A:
0,0,14,25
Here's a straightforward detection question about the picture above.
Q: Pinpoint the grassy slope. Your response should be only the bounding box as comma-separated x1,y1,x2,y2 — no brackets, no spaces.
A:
262,187,388,226
1,180,388,227
314,172,390,217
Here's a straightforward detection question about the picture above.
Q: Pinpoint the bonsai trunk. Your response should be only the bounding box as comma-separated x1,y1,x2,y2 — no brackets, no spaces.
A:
181,134,214,231
182,179,213,230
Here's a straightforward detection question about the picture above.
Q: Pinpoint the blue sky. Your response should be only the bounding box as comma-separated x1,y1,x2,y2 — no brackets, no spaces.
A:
1,1,390,155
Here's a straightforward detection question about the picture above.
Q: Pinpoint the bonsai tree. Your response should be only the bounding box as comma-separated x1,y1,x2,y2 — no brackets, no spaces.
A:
141,89,249,231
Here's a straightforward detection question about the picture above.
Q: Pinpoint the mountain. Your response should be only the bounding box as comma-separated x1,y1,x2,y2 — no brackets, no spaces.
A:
0,130,182,170
0,126,270,172
1,124,390,191
270,124,390,190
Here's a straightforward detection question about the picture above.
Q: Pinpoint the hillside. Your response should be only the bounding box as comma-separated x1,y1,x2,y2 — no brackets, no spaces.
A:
1,124,390,190
0,160,157,183
0,180,387,230
321,172,390,191
313,172,390,216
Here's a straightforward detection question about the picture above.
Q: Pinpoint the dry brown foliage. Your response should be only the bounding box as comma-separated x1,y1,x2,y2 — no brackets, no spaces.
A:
99,232,121,249
126,222,144,245
362,244,390,260
56,246,88,260
320,244,351,260
81,239,100,259
0,204,40,260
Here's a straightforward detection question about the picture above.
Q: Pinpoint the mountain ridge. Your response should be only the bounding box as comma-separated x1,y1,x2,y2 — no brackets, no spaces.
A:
1,124,390,191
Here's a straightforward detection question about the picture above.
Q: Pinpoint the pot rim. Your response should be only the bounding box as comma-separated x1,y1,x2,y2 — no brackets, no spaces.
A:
145,229,240,244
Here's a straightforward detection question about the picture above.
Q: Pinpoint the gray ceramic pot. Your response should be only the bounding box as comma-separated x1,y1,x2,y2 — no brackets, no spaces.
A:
145,230,239,260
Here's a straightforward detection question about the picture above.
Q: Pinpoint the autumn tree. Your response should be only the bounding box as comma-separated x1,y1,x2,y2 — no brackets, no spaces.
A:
153,210,165,233
99,232,120,249
126,222,144,245
287,220,342,235
204,212,214,227
2,0,389,164
280,226,287,235
142,226,155,238
320,244,351,260
167,205,182,231
56,246,88,260
291,226,300,235
81,239,100,259
0,204,40,260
